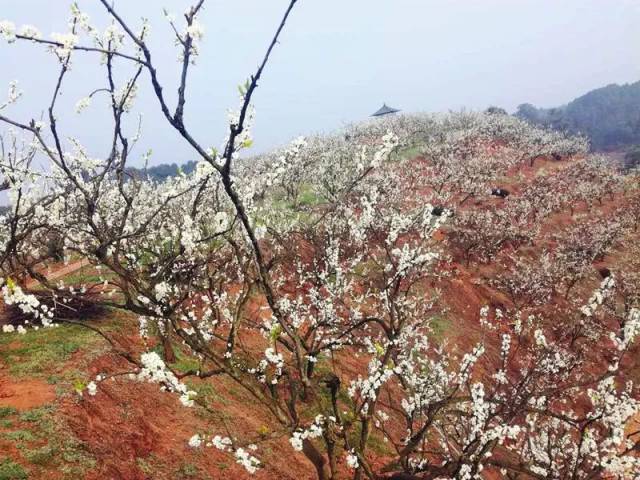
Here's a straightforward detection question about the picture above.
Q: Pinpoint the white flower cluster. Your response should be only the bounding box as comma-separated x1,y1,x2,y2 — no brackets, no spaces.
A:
2,324,26,334
75,97,91,114
186,21,205,41
137,351,196,407
226,102,256,157
500,333,511,358
178,18,205,62
583,377,640,475
345,450,359,469
188,433,260,474
615,308,640,351
0,20,16,43
458,344,485,383
234,447,261,474
154,281,173,302
348,357,396,411
371,131,398,169
188,433,202,448
19,24,41,40
212,435,232,450
102,23,124,49
580,275,615,317
114,83,138,112
86,381,98,396
289,415,328,451
0,80,21,111
469,382,490,439
50,32,79,60
253,347,285,385
70,4,92,33
1,279,54,329
534,329,548,348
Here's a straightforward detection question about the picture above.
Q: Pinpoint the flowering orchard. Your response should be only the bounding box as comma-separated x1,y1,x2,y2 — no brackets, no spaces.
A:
1,2,640,479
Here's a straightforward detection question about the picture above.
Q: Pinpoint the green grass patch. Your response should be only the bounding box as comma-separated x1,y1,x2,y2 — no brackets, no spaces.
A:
2,430,36,443
186,381,229,409
352,258,384,278
136,457,153,475
0,325,99,378
0,458,27,480
428,316,451,341
296,184,324,207
18,406,53,424
61,265,116,286
169,350,200,374
57,436,96,476
23,446,56,466
393,143,424,162
176,462,200,478
133,454,175,479
151,341,201,374
1,406,96,478
0,407,16,419
367,432,394,456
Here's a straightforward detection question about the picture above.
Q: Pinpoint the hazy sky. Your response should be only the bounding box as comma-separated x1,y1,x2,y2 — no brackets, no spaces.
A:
0,0,638,166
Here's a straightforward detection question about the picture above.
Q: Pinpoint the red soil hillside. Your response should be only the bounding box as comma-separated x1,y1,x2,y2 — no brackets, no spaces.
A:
1,151,639,480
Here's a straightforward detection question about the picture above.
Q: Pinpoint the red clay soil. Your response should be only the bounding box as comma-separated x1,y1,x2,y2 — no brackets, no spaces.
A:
0,344,56,410
61,353,319,480
0,370,56,410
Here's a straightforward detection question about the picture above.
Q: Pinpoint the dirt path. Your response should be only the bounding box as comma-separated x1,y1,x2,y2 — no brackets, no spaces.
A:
25,259,90,289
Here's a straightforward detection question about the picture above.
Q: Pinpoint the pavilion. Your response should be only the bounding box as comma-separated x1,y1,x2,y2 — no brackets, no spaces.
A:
371,103,400,117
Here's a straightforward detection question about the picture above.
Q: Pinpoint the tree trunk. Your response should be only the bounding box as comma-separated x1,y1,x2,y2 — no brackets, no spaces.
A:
162,333,176,364
302,439,330,480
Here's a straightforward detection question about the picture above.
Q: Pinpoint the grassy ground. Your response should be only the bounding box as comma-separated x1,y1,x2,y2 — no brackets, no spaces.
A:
0,309,113,479
59,265,117,287
0,324,102,380
0,404,96,479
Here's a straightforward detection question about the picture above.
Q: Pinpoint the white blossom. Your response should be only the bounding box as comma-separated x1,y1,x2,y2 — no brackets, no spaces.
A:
0,20,16,43
86,381,97,396
188,434,202,448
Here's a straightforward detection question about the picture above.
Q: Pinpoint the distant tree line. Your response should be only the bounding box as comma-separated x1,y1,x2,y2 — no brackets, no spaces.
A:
126,160,198,182
625,145,640,171
515,80,640,152
134,80,640,183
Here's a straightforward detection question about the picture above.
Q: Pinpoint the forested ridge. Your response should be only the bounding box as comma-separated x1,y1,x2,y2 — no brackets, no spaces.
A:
516,80,640,152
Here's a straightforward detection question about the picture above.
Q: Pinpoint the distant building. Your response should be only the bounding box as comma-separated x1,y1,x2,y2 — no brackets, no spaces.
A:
371,103,400,117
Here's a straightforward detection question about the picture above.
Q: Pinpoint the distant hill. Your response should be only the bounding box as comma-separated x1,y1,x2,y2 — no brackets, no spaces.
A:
132,82,640,179
126,160,198,182
515,81,640,151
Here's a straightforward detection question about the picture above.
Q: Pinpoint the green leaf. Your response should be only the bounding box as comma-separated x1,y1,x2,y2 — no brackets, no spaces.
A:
73,380,86,395
269,324,282,344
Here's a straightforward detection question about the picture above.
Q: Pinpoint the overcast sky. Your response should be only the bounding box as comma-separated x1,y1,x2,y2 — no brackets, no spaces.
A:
0,0,638,166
